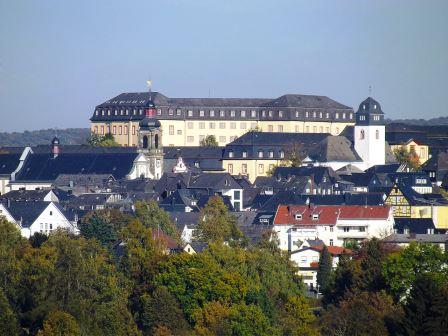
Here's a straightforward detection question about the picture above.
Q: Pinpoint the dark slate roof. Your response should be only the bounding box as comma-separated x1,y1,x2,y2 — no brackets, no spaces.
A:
164,146,224,159
394,218,443,235
169,211,200,231
365,164,401,174
262,94,351,109
0,153,21,175
355,97,386,126
4,201,49,228
188,173,241,190
15,153,139,181
390,172,432,188
273,166,340,185
306,136,362,162
188,241,209,253
228,132,329,146
384,233,448,244
385,132,429,146
159,189,200,212
0,189,54,202
340,173,372,187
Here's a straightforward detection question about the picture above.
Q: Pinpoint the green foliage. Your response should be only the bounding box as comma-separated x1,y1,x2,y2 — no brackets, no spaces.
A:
30,232,49,248
0,128,89,147
398,273,448,335
37,311,80,336
317,245,333,293
320,291,403,336
80,213,117,248
277,296,319,336
0,288,19,336
194,196,242,243
382,242,448,301
139,287,189,335
87,133,120,147
134,201,177,237
199,135,219,147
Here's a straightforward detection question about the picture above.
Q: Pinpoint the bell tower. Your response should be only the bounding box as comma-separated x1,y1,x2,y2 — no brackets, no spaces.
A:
354,97,386,170
138,103,164,179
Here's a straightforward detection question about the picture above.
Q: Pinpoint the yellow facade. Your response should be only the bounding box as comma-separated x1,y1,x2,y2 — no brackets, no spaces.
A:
222,158,282,182
91,119,354,147
390,140,429,164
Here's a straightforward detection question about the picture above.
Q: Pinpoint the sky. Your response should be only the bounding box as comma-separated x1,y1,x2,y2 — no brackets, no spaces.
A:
0,0,447,132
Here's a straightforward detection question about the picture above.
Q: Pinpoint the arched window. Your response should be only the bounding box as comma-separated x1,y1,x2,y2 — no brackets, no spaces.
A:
143,135,148,149
360,130,365,140
376,129,379,139
154,134,159,149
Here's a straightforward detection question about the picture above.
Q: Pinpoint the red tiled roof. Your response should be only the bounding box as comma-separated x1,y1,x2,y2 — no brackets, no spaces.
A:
273,205,390,225
310,244,352,255
310,261,319,268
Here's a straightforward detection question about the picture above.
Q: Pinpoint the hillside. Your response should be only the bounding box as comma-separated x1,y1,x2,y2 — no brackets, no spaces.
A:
386,116,448,126
0,128,90,147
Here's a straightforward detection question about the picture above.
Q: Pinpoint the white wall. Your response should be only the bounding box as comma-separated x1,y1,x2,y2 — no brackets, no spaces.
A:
354,125,385,169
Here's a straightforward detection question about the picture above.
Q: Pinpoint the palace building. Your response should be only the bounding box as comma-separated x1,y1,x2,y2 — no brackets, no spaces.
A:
90,92,355,147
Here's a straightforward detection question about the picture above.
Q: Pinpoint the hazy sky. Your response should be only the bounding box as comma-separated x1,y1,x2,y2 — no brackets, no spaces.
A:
0,0,447,132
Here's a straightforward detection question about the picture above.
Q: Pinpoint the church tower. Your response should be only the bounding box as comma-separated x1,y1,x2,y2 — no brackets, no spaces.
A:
354,97,386,170
137,103,164,179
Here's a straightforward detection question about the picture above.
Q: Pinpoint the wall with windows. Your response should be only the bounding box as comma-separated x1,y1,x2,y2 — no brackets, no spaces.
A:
390,141,429,164
222,159,281,182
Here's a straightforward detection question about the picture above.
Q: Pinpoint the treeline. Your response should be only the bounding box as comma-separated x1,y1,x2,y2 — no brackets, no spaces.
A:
318,239,448,335
0,198,317,336
386,117,448,126
1,198,447,335
0,128,90,147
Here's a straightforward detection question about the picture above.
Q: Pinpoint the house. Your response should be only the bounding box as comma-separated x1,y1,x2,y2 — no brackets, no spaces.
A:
383,233,448,251
421,151,448,186
389,139,430,165
0,201,78,238
163,147,224,173
393,218,445,235
0,189,61,203
183,241,208,254
273,204,394,250
290,240,352,291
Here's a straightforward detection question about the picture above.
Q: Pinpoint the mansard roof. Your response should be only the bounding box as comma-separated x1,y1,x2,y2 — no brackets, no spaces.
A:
357,97,384,115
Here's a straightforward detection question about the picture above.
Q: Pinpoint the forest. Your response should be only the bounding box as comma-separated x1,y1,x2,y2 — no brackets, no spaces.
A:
1,198,447,336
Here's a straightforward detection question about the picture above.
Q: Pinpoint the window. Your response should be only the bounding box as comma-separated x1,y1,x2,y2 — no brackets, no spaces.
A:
277,125,283,132
295,213,302,220
240,122,247,129
251,110,256,118
177,130,182,135
300,257,307,263
187,122,194,129
251,122,257,129
219,122,226,129
313,126,317,133
269,164,274,172
335,113,339,119
360,130,365,140
262,110,266,117
279,111,283,118
241,164,247,174
188,110,193,117
258,164,264,174
330,226,334,232
230,122,236,129
326,127,330,133
305,111,309,118
220,110,225,117
305,126,310,132
219,136,226,142
100,126,104,135
269,151,274,158
118,126,123,135
241,110,246,117
187,136,194,143
210,122,215,129
112,126,116,134
342,113,346,119
132,126,136,135
326,112,329,118
279,151,285,159
319,112,323,118
313,112,316,118
157,109,161,115
169,109,174,116
234,190,241,200
176,109,182,115
330,239,334,246
295,111,299,118
199,135,205,142
319,126,323,133
229,150,234,158
268,125,273,132
169,125,174,135
350,113,353,119
359,226,366,232
258,151,263,158
242,151,247,158
124,125,128,135
199,122,205,129
376,129,379,139
94,126,98,134
268,110,273,117
199,110,204,117
343,227,350,232
228,164,233,174
50,224,53,230
49,211,53,216
295,125,300,132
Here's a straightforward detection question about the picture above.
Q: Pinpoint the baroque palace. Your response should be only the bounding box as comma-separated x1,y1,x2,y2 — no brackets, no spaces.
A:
90,91,355,147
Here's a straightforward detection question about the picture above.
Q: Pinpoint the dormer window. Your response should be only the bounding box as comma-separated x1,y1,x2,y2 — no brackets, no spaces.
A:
295,213,302,220
279,151,285,159
269,151,274,158
312,213,319,220
374,104,377,109
258,151,263,158
229,151,234,158
363,104,366,110
278,111,283,118
242,151,247,158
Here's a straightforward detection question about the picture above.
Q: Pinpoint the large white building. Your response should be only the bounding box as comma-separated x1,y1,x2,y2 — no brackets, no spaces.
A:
272,204,394,250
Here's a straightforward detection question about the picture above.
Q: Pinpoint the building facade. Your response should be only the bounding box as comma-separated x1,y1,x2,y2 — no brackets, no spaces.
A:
90,92,355,147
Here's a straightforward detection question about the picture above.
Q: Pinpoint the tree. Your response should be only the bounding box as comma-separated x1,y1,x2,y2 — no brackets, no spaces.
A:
283,141,303,167
0,289,19,336
134,201,177,237
398,273,448,336
87,133,119,147
320,291,403,336
37,311,80,336
200,135,218,147
194,196,242,243
393,145,420,170
317,245,333,294
80,213,117,248
382,242,448,301
277,296,318,336
29,232,49,248
140,287,189,335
